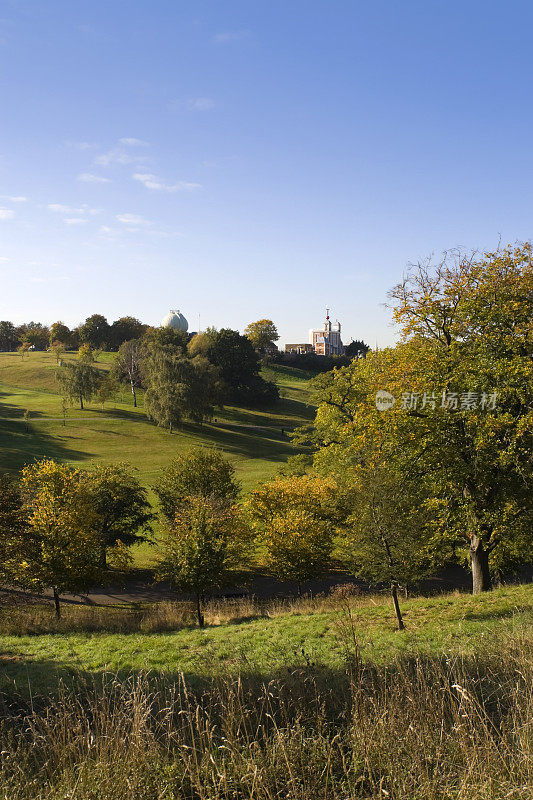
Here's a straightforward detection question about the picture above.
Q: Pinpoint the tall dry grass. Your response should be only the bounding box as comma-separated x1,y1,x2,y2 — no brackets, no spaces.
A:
0,587,381,635
0,629,530,799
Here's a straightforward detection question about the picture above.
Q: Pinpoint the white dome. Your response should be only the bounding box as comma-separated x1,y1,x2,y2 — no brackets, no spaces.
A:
161,309,188,332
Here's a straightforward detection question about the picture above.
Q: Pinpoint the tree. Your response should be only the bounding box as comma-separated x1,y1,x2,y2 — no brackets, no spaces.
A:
339,452,431,630
109,317,147,350
0,475,32,585
17,460,103,618
155,447,239,521
85,464,153,567
305,245,533,594
17,342,30,359
143,339,220,432
156,496,252,626
344,339,370,359
78,314,110,349
78,343,95,362
50,341,66,363
248,475,338,593
244,319,280,352
17,321,50,350
188,328,278,405
0,321,19,352
112,339,143,406
57,361,100,409
96,375,117,409
49,322,73,348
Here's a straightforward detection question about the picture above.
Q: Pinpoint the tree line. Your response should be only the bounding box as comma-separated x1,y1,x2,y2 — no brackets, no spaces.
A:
55,323,280,427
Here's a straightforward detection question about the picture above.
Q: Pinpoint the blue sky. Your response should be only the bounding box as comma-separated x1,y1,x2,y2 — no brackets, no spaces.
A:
1,0,532,347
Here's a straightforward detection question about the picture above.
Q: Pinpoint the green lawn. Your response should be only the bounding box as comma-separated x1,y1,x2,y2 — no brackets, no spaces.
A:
0,584,530,694
0,352,313,565
0,352,312,490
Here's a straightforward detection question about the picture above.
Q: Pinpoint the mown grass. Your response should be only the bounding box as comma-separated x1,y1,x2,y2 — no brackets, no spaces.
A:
0,584,530,695
0,591,531,798
0,353,312,565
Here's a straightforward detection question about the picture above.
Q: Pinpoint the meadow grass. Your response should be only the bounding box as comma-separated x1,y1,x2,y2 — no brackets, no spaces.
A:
0,586,531,798
0,584,530,694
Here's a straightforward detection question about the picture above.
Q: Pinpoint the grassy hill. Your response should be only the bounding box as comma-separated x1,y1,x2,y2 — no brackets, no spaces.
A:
0,351,314,565
0,351,313,490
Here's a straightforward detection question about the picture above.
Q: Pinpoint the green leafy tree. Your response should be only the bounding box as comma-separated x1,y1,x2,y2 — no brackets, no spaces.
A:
0,321,19,352
306,245,533,594
18,321,50,350
109,317,147,350
17,460,104,618
57,361,100,409
143,338,220,433
0,475,33,585
344,339,370,359
49,322,73,348
96,375,117,409
188,328,278,405
249,474,339,593
244,319,280,352
156,496,252,626
85,464,153,567
155,447,239,521
50,341,66,363
79,314,110,349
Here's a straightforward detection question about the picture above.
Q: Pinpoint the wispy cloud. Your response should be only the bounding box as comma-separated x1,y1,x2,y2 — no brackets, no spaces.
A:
47,203,99,215
132,173,201,192
1,195,27,203
213,30,250,43
116,213,151,227
189,97,215,111
64,218,87,225
119,137,149,146
78,173,111,184
94,148,150,167
66,141,97,151
0,208,15,220
0,256,9,262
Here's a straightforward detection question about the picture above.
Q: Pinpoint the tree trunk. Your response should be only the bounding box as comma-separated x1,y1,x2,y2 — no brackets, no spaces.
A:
169,422,173,434
80,396,84,410
53,587,61,619
195,594,204,628
391,583,405,631
470,536,492,593
131,382,137,407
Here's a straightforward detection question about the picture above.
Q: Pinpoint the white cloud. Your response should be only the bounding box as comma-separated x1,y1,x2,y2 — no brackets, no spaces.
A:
189,97,215,111
132,173,201,192
1,195,27,203
66,141,97,150
119,137,149,146
213,30,250,43
0,208,14,220
0,256,9,262
116,213,151,226
78,173,111,183
64,218,87,225
48,203,81,214
47,203,98,215
94,148,149,167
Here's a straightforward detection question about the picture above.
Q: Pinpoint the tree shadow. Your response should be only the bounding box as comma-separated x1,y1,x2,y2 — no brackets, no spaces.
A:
0,394,90,473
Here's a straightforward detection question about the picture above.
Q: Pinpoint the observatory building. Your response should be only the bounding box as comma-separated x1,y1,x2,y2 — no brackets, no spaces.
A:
161,309,188,333
285,309,344,356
